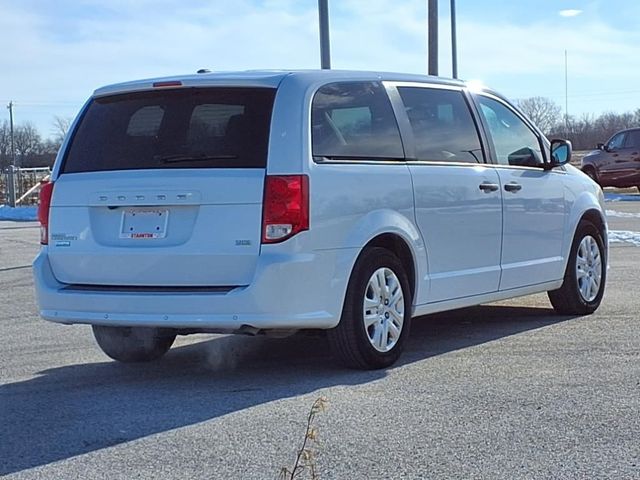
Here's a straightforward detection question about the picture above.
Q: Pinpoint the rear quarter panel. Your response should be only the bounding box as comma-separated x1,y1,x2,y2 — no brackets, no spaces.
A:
267,75,428,308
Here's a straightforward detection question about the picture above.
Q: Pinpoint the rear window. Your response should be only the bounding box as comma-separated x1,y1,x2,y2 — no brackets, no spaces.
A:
62,87,276,173
311,82,404,160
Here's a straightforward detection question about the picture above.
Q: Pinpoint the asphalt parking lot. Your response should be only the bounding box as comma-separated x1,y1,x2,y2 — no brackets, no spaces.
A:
1,197,639,479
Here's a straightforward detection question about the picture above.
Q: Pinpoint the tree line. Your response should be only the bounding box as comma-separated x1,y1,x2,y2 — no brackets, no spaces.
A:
515,96,640,150
0,117,70,169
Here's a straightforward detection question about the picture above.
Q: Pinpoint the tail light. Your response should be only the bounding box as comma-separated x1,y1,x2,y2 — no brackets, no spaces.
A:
37,181,54,245
262,175,309,243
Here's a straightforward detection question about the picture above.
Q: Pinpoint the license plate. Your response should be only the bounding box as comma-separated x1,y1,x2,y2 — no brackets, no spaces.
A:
120,208,169,239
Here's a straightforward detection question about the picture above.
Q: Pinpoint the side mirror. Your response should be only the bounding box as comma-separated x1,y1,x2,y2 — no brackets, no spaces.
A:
546,139,572,170
597,143,605,151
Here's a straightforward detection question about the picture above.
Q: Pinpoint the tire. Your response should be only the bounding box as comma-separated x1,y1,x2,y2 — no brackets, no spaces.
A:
92,325,176,363
328,247,412,369
548,221,606,315
582,167,598,184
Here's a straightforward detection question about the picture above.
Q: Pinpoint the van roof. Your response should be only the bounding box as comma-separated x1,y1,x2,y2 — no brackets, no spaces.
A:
93,69,469,97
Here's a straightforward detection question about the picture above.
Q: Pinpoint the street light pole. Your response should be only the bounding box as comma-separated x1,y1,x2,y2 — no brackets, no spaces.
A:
564,49,569,136
318,0,331,69
450,0,458,78
428,0,438,75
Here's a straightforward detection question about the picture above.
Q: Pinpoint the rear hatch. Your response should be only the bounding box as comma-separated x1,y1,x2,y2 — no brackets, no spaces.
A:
48,86,275,287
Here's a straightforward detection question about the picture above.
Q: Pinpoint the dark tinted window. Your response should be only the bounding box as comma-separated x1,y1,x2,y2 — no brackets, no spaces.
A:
63,88,276,173
477,96,544,167
398,87,484,163
311,82,404,159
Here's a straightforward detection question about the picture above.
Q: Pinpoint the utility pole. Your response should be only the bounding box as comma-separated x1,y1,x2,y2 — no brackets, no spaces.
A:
428,0,438,75
564,50,569,137
6,101,17,207
450,0,458,79
318,0,331,69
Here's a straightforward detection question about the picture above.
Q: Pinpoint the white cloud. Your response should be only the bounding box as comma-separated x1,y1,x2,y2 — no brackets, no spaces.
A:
559,9,583,17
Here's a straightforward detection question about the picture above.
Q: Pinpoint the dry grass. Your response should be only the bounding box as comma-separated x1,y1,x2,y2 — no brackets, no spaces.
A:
279,397,329,480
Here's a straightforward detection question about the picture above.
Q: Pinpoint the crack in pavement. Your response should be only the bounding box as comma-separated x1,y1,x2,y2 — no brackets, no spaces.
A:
0,265,31,273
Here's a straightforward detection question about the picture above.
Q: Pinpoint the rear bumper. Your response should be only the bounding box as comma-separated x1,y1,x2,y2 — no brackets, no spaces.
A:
33,246,355,331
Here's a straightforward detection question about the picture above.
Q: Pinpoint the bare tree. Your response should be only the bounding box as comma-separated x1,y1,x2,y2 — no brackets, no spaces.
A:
51,116,72,144
14,122,42,165
0,120,11,168
515,96,562,135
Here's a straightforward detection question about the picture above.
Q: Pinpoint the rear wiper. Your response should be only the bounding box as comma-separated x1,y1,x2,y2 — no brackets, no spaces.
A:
155,153,238,163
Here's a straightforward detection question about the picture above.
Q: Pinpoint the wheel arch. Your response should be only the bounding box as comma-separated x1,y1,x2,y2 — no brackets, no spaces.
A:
580,208,607,237
363,233,417,303
340,209,428,309
581,163,597,178
562,193,608,274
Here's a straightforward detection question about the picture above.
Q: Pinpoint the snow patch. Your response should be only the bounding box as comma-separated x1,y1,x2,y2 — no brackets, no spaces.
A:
608,230,640,246
0,205,38,221
604,192,640,202
605,209,640,218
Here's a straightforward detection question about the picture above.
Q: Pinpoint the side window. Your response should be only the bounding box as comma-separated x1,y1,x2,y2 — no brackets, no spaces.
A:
477,96,544,167
126,106,164,137
398,87,484,163
624,130,640,149
609,132,626,150
311,82,404,159
187,103,245,148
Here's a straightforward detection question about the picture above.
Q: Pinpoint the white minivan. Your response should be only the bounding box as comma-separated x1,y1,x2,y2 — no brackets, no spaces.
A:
33,70,607,369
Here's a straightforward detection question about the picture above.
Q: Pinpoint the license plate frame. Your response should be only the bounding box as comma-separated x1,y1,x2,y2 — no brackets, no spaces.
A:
120,208,169,239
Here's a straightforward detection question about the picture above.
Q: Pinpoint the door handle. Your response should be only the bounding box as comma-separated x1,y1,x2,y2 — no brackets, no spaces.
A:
504,182,522,193
479,182,499,192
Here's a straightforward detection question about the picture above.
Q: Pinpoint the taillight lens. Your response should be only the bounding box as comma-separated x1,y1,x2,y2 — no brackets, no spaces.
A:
37,181,54,245
262,175,309,243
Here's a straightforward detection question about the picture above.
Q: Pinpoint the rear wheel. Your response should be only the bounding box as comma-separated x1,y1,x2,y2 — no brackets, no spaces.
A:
328,247,412,369
548,221,606,315
92,326,176,363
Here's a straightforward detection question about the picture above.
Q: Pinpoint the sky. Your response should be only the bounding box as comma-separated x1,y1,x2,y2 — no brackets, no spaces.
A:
1,0,639,139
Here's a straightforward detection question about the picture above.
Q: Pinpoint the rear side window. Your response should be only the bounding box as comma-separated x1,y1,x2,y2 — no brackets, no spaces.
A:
311,82,404,160
623,130,640,148
62,87,276,173
398,87,484,163
126,106,164,136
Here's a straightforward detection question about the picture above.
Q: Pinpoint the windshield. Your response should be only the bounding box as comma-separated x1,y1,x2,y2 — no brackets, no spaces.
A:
61,87,276,173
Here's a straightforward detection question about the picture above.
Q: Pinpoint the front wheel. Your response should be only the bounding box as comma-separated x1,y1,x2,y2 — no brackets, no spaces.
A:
582,167,599,184
92,326,176,363
548,221,606,315
328,247,412,369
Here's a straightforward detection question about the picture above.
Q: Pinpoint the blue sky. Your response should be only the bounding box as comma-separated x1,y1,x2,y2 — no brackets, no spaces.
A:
1,0,639,139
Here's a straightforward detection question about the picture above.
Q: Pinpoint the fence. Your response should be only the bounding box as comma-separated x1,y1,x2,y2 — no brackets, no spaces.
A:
0,167,51,206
